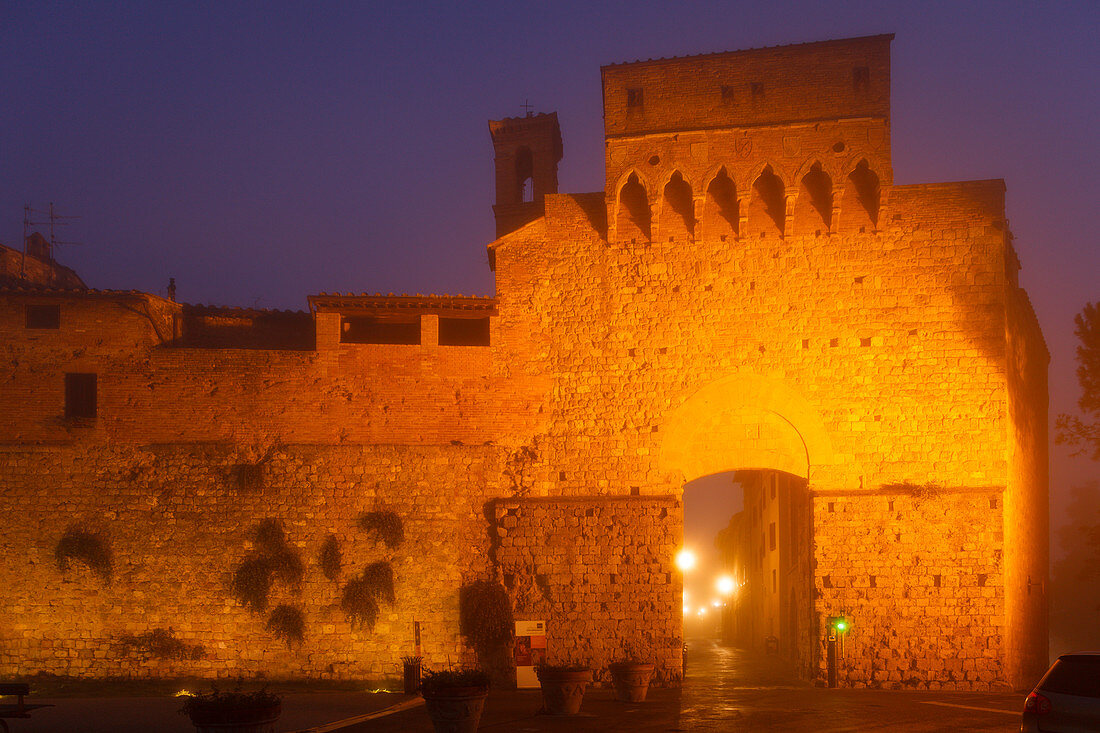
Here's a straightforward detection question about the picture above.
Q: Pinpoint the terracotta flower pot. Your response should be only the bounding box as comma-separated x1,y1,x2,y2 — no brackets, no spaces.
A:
422,686,489,733
608,662,655,702
536,668,592,715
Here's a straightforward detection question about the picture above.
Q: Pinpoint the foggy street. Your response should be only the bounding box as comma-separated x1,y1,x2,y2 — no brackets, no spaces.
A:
337,637,1025,732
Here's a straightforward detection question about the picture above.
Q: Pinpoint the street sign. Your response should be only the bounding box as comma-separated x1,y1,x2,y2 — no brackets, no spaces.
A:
514,620,546,689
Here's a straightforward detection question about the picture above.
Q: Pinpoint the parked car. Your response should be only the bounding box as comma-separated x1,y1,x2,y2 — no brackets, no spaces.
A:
1021,652,1100,732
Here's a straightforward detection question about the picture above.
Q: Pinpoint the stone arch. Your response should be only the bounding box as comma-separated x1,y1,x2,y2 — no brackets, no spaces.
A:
746,164,786,237
658,373,836,484
738,160,789,196
615,171,651,242
515,146,534,203
701,166,738,241
658,171,695,241
794,161,833,234
841,158,881,231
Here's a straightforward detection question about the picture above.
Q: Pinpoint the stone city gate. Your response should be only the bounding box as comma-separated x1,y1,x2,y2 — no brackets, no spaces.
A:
663,373,823,676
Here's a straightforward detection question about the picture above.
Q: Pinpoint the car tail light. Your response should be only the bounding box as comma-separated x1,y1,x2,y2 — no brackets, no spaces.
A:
1024,691,1052,715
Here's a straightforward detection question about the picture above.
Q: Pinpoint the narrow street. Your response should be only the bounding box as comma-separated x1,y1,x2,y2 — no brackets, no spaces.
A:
672,637,1022,731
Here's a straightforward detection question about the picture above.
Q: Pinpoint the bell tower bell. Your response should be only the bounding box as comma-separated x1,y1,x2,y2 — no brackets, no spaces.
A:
488,111,563,238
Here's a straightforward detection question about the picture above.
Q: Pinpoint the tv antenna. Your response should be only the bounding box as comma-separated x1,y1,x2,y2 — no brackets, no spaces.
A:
23,203,82,261
521,99,534,118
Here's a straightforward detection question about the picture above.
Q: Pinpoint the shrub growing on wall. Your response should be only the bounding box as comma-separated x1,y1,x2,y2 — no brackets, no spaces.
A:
319,534,342,581
230,519,303,613
266,604,305,646
358,510,404,549
340,561,395,629
118,628,204,660
459,580,515,685
55,525,112,582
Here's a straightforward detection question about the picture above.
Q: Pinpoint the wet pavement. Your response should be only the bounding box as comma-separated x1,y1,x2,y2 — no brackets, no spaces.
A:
6,638,1027,731
344,637,1025,732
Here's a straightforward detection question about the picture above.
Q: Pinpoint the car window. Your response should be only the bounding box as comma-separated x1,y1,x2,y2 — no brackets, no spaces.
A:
1039,657,1100,698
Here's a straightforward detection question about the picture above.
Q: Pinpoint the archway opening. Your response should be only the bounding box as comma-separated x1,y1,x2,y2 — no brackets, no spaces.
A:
515,146,534,204
703,168,738,241
616,173,651,242
660,171,695,241
682,469,811,674
748,165,785,237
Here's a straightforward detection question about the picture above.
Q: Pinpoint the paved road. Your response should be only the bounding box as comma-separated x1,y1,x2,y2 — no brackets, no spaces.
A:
346,638,1025,732
8,639,1027,731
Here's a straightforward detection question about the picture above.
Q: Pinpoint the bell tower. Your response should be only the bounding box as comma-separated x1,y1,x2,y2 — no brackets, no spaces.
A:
488,111,563,238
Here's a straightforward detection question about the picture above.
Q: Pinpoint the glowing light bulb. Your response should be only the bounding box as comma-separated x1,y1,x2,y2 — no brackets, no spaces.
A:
675,549,697,572
711,599,721,608
717,575,734,595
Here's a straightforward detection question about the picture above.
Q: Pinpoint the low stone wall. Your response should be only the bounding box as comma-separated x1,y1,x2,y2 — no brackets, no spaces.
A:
490,495,682,684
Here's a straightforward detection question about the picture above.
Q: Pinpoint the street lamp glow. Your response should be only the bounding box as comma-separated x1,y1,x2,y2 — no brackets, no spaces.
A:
675,549,697,572
697,607,707,616
683,604,691,614
711,599,721,608
717,575,735,595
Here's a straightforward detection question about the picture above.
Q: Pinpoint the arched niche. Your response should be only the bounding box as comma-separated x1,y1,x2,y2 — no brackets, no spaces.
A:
843,159,880,231
794,162,833,234
616,172,651,242
747,165,785,237
660,171,695,242
702,168,738,241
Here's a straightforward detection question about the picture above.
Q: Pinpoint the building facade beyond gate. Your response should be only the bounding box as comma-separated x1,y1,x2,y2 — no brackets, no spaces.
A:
0,35,1048,691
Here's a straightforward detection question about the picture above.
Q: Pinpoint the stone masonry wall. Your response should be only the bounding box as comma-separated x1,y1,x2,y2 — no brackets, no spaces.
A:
812,487,1006,690
491,496,682,684
0,442,509,679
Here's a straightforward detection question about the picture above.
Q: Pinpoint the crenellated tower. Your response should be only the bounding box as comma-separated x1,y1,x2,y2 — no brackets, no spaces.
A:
489,112,563,238
600,34,894,244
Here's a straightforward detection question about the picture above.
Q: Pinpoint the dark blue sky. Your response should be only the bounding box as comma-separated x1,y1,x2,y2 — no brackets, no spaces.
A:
3,2,1098,530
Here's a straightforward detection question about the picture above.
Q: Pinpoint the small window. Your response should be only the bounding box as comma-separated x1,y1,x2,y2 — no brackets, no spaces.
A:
772,569,777,593
720,85,736,104
65,373,97,419
769,522,776,552
750,82,765,101
438,317,490,346
341,316,420,345
853,66,870,93
626,88,643,108
25,304,60,329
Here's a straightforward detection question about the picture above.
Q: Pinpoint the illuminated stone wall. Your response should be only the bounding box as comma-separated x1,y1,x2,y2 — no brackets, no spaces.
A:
0,35,1048,690
0,442,507,679
491,496,682,684
812,488,1006,689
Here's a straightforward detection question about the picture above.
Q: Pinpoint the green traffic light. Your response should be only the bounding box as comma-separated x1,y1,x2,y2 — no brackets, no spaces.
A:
835,620,848,632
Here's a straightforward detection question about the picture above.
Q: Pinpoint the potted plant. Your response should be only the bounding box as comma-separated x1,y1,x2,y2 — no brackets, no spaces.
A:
179,688,281,733
608,639,655,702
420,668,491,733
608,660,655,702
535,663,592,715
